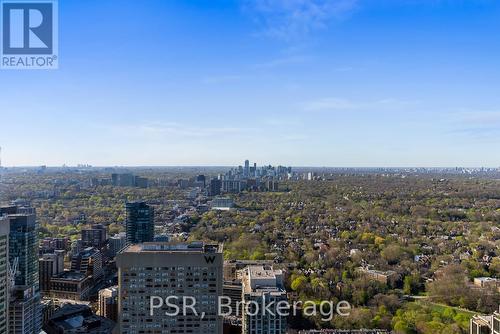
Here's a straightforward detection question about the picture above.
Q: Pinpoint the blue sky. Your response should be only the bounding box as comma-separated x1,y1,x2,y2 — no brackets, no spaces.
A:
1,0,500,167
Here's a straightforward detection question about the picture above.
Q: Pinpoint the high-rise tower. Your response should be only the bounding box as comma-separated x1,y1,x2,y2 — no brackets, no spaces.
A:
117,242,223,334
125,202,154,244
0,216,10,334
7,206,42,334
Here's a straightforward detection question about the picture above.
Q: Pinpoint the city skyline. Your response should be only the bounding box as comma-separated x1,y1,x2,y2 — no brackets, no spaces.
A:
1,0,500,167
1,162,499,333
1,159,499,168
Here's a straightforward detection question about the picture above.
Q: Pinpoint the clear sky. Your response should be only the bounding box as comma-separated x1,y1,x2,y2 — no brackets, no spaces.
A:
1,0,500,167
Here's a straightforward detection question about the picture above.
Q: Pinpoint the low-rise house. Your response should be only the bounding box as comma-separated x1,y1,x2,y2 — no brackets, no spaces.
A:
474,277,500,292
356,267,401,287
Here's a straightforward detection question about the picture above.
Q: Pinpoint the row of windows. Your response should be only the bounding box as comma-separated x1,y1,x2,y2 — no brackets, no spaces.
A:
123,282,215,287
122,318,218,323
126,266,214,272
124,272,216,277
125,278,215,283
124,289,218,294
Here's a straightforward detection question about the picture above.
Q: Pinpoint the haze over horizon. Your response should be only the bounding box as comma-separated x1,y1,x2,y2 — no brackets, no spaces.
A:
1,0,499,167
1,161,499,169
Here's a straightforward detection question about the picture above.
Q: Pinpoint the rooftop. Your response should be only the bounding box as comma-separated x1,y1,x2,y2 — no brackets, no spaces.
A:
475,277,498,282
357,267,398,276
121,241,222,254
52,271,88,282
45,304,115,333
472,315,492,327
248,265,281,280
243,265,285,294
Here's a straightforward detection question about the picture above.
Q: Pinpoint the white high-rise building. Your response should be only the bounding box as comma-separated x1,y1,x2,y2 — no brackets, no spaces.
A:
98,285,118,322
241,265,288,334
108,232,126,257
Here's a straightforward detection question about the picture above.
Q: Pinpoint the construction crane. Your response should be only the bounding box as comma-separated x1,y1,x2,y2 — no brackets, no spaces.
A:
8,257,19,291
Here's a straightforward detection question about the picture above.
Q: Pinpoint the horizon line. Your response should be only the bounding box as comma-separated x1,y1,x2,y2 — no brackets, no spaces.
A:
1,165,499,169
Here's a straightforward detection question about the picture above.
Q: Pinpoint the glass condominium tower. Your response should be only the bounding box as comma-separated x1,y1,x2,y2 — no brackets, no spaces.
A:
0,216,9,334
7,207,42,334
125,202,154,244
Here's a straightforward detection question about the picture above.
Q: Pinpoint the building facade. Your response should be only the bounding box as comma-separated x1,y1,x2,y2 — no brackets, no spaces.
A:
109,232,127,257
211,197,234,210
0,216,9,334
81,224,108,249
39,250,65,292
47,271,93,301
9,213,39,288
241,265,287,334
209,178,222,196
98,286,118,322
8,209,42,334
116,242,223,334
71,247,104,280
125,202,154,244
469,307,500,334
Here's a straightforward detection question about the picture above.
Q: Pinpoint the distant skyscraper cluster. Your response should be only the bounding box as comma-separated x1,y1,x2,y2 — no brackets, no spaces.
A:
90,172,149,188
172,160,292,198
215,160,291,194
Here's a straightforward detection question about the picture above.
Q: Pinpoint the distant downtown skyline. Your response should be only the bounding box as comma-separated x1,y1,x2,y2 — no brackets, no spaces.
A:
1,1,499,167
0,163,498,169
